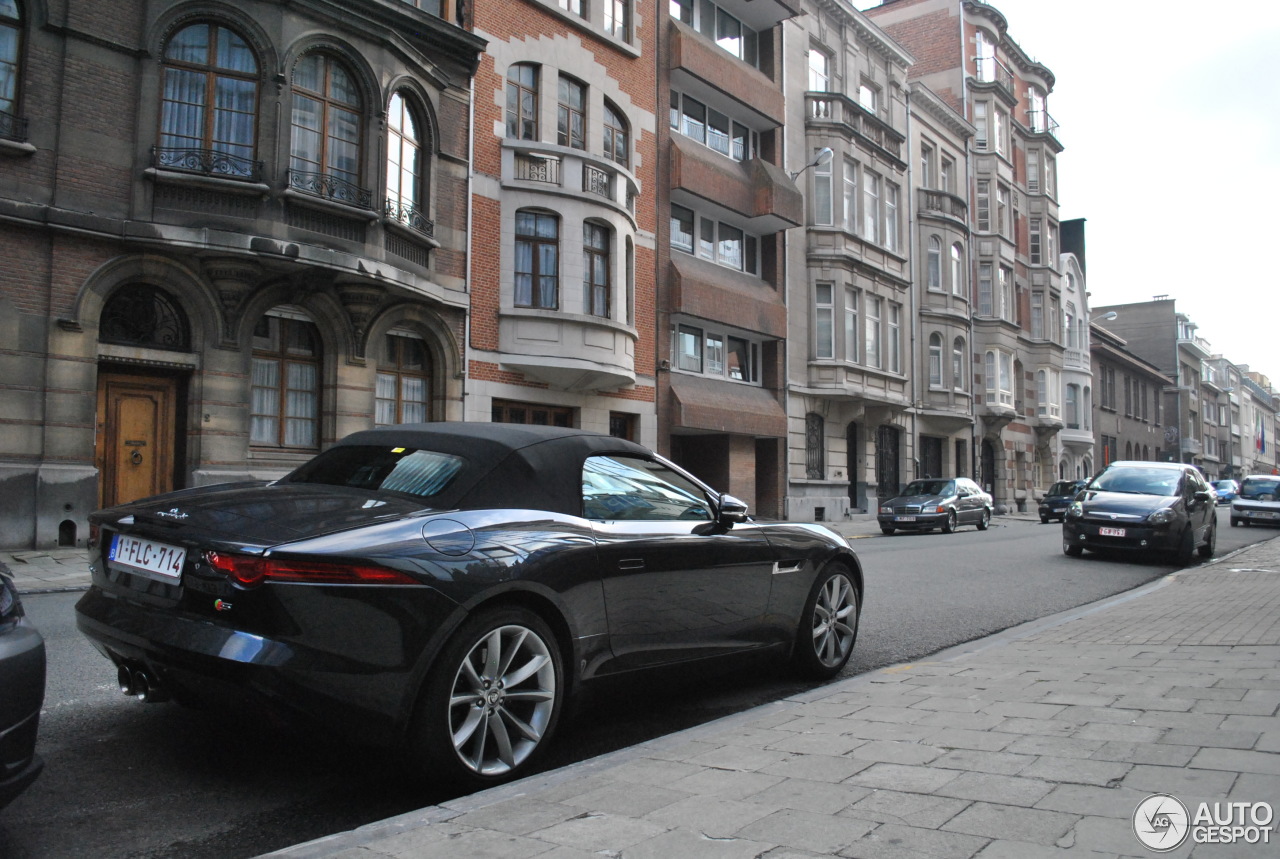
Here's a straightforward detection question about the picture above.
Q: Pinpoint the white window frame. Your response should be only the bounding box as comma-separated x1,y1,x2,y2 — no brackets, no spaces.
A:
888,303,901,373
862,171,880,241
952,337,966,391
844,287,859,363
808,47,830,92
950,243,964,297
926,236,942,291
865,295,882,369
928,332,944,388
815,282,834,359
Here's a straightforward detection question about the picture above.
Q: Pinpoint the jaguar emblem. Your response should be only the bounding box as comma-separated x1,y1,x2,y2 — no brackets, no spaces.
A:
156,508,189,521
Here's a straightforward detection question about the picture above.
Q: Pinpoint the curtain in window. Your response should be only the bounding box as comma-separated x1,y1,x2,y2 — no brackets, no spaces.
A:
161,69,206,148
514,240,534,306
400,377,427,423
284,361,317,447
537,242,558,308
251,358,280,443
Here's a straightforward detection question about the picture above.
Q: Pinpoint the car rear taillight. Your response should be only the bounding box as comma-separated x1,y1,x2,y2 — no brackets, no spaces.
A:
205,551,417,587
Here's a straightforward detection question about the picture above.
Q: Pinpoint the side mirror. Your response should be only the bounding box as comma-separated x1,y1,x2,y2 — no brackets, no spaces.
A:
1194,490,1211,503
718,494,749,526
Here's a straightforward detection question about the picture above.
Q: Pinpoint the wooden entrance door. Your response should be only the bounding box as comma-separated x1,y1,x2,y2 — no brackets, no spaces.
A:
96,372,179,509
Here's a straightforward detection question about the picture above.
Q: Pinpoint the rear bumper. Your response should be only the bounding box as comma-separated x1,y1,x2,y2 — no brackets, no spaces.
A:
0,620,45,809
74,583,461,747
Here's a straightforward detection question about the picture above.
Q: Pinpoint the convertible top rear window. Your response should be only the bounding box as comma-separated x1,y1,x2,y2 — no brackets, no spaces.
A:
283,445,464,499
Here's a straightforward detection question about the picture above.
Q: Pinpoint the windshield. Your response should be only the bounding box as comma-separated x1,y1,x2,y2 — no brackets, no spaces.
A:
1047,481,1081,496
1089,467,1180,497
283,445,465,500
1239,477,1280,501
901,480,954,497
1212,481,1236,492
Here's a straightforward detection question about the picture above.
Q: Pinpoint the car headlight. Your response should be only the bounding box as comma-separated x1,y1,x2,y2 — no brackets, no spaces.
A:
1147,508,1175,525
1065,502,1083,519
879,506,892,514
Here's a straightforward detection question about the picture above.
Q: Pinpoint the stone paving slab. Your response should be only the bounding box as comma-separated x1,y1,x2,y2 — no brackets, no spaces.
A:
264,535,1280,859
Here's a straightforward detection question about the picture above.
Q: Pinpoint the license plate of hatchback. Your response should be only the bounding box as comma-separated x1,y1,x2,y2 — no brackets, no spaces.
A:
109,534,186,581
1098,527,1126,537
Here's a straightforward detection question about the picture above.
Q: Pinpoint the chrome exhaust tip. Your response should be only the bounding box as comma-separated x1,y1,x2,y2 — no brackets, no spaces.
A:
118,664,136,696
132,670,171,704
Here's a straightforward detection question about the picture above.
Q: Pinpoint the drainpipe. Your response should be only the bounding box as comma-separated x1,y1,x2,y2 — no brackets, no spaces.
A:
461,73,475,421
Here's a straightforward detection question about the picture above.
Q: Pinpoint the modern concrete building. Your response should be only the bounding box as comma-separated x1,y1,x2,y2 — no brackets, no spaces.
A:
656,0,803,518
865,0,1067,512
465,0,658,445
782,0,916,521
0,0,484,549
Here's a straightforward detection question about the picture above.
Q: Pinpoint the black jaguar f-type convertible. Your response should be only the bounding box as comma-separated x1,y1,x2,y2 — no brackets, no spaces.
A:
76,423,862,789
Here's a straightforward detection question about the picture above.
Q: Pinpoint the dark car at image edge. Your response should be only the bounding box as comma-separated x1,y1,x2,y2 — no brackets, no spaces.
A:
75,423,864,790
0,570,45,811
1062,461,1216,565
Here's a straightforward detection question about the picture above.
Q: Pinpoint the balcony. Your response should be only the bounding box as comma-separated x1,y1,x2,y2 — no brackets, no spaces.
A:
287,169,375,210
1026,110,1062,147
384,199,435,239
0,110,28,143
669,135,801,232
917,188,967,225
972,56,1015,101
1063,348,1090,372
805,93,905,166
153,146,264,182
505,143,639,218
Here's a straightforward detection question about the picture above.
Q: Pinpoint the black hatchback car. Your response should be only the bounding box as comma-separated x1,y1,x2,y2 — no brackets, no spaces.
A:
76,423,863,790
1,570,45,811
1038,479,1087,524
1062,461,1217,564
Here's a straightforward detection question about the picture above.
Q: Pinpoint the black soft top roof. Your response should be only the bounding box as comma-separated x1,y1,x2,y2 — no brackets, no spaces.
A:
320,422,656,516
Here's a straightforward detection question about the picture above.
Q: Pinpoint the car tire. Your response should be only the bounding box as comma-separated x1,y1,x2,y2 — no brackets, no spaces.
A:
411,606,564,790
977,509,991,531
1040,515,1049,524
1175,527,1196,566
793,563,859,680
1198,520,1216,559
1231,518,1240,527
941,510,957,534
880,527,895,536
1063,537,1083,557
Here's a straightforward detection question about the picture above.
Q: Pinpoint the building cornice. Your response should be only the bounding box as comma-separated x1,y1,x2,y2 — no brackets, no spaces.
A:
811,0,915,69
962,1,1055,90
909,82,974,140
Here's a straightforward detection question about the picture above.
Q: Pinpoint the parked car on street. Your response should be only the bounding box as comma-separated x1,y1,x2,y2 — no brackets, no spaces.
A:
0,570,45,811
1230,474,1280,527
76,423,863,790
1038,479,1088,524
1062,461,1216,564
877,477,993,535
1211,479,1239,505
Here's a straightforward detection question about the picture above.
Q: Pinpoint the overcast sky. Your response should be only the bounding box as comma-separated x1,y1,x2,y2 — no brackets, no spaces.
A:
861,0,1280,377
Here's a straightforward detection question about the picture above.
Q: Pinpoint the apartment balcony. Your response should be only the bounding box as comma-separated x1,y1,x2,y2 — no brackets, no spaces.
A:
805,93,905,167
154,146,265,183
669,19,784,127
504,141,640,219
1026,109,1062,147
0,110,30,145
917,188,967,227
668,135,801,232
1182,438,1203,455
971,56,1015,102
1063,348,1090,372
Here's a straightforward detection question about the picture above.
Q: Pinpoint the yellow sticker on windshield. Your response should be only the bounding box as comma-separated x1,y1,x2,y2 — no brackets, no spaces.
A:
391,447,406,453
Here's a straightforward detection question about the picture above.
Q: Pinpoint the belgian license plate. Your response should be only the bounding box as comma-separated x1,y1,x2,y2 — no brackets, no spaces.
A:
1053,507,1066,513
109,534,186,581
896,515,917,522
1098,527,1126,538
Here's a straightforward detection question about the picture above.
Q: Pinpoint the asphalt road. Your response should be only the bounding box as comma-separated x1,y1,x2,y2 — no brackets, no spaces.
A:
0,508,1265,858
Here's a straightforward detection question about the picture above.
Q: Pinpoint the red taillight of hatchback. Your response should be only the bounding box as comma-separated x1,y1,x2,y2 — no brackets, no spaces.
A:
205,551,417,587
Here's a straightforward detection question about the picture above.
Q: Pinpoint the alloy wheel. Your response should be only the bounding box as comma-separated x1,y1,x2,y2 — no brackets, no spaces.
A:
811,573,857,670
448,623,558,777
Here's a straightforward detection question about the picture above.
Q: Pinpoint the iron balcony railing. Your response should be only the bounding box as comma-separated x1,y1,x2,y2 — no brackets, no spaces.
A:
514,152,561,185
583,163,612,199
384,199,435,237
973,55,1015,98
153,146,263,181
287,169,374,209
0,110,28,143
1027,110,1062,145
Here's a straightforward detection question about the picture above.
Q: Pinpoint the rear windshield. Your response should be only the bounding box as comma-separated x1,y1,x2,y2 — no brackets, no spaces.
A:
283,445,465,499
1047,481,1080,496
1239,477,1280,501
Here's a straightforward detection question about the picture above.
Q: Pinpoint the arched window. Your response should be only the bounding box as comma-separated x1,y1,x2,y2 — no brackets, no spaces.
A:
926,236,942,290
928,333,943,387
583,221,611,317
805,413,824,479
603,99,629,167
1,0,23,135
251,310,321,449
515,210,559,309
950,243,964,296
1125,441,1133,460
99,285,191,351
386,91,427,228
158,22,259,177
290,53,362,191
952,337,966,390
506,63,538,140
376,330,431,426
557,74,586,149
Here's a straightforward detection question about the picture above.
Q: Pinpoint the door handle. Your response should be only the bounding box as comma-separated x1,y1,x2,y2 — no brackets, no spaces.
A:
618,558,645,570
130,450,144,466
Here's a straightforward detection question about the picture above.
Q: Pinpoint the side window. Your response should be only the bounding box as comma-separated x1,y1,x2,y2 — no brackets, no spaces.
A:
582,455,712,521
